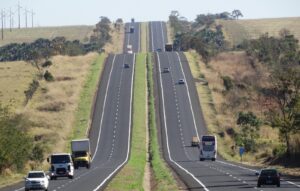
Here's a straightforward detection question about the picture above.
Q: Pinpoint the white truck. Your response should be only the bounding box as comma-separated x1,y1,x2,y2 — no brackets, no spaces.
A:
47,153,74,180
71,139,91,169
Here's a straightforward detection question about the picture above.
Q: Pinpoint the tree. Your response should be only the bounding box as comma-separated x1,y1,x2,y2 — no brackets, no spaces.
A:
268,66,300,157
0,103,33,172
232,10,243,20
236,112,261,152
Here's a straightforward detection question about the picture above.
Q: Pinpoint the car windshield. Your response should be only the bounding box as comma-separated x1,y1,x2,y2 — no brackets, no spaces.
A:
28,172,45,178
51,155,71,164
260,170,277,176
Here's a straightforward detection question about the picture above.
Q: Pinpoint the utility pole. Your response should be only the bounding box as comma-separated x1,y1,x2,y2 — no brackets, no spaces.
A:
1,10,4,40
17,1,22,29
25,9,27,28
3,9,6,29
9,8,13,32
31,9,35,28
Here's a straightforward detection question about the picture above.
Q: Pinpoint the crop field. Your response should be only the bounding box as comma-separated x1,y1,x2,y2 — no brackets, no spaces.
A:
217,17,300,46
0,25,93,46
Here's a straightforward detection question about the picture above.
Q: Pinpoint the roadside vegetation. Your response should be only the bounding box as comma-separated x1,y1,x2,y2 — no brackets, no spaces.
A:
106,54,147,190
170,11,300,175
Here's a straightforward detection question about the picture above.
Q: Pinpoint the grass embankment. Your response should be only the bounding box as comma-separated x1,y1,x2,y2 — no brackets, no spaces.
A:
217,17,300,46
147,54,179,191
140,22,148,53
0,26,93,46
106,54,147,190
71,54,106,142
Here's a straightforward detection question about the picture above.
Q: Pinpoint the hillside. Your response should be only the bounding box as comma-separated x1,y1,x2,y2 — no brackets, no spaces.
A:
217,17,300,46
0,25,93,47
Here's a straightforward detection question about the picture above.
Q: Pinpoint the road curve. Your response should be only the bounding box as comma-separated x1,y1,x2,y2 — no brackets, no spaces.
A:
151,21,300,191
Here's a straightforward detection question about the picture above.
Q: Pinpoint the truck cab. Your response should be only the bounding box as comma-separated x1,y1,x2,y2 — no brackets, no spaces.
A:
71,139,91,169
47,153,74,180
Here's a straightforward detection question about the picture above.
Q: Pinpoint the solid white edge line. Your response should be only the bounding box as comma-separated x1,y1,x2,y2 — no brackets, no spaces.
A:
157,53,209,191
175,52,200,139
92,53,135,191
92,55,116,162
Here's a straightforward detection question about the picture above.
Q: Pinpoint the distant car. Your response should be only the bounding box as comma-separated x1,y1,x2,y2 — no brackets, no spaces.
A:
163,67,170,73
256,168,281,187
156,48,162,52
124,63,130,68
178,79,185,84
25,171,49,191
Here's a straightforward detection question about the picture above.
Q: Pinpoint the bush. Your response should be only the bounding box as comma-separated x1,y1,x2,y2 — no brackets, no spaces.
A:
0,104,33,172
222,76,233,91
44,70,54,82
24,80,39,104
273,145,286,157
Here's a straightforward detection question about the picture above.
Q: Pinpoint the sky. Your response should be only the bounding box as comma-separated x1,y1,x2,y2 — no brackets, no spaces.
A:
0,0,300,27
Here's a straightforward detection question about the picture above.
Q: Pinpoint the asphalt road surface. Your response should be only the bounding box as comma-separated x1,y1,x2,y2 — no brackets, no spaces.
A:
150,21,300,191
124,22,140,53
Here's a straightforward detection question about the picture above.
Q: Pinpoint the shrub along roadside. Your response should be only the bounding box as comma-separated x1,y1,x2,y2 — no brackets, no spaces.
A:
106,53,147,190
147,53,179,191
70,53,106,143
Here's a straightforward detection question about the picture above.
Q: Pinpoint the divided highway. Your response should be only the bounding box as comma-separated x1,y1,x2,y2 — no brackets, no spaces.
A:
150,21,300,191
124,22,140,53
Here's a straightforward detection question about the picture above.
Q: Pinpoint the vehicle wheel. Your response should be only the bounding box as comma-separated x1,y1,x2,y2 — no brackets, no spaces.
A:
277,183,280,187
86,163,90,169
25,189,29,191
45,189,48,191
69,175,74,179
257,183,261,187
74,165,78,169
200,158,204,161
212,158,216,161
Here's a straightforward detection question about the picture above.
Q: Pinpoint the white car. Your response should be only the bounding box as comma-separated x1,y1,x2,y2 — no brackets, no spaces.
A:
25,171,49,191
178,79,185,84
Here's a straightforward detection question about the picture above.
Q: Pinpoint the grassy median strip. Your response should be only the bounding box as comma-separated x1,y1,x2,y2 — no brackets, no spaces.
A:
106,53,147,190
71,53,107,141
147,53,179,191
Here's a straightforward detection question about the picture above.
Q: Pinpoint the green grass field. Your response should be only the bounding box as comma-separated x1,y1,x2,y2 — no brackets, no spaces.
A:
217,17,300,46
0,25,93,46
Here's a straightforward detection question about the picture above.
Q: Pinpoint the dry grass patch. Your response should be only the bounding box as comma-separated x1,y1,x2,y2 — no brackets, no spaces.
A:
218,17,300,46
25,53,99,152
0,61,36,109
0,26,93,46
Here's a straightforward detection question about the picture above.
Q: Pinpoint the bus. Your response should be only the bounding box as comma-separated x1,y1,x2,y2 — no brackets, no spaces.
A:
199,135,217,161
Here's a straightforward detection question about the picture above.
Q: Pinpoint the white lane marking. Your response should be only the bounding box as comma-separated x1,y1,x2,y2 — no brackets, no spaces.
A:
157,53,209,191
92,55,116,161
92,53,136,191
14,187,24,191
287,181,300,188
175,52,200,139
